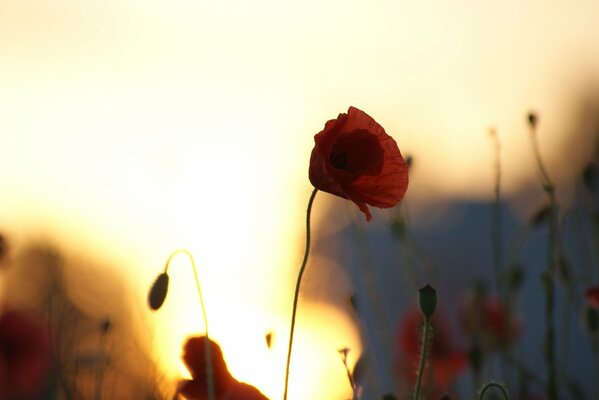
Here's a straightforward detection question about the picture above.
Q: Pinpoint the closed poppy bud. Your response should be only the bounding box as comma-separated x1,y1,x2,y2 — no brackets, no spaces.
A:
418,284,437,318
148,272,170,310
527,112,538,129
308,107,409,221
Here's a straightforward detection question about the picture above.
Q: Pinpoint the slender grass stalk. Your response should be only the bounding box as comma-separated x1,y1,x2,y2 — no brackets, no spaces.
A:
527,113,558,400
338,347,356,396
283,188,318,400
489,127,511,384
489,127,503,295
164,249,214,400
413,316,432,400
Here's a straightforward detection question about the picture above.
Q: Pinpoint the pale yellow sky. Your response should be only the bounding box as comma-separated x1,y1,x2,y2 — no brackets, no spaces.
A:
1,1,599,398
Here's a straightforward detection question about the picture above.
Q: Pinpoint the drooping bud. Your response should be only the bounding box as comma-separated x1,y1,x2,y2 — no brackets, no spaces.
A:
527,112,538,129
418,284,437,318
148,272,170,310
265,332,273,349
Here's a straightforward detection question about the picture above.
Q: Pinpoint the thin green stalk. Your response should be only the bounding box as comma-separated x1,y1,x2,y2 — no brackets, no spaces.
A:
413,316,432,400
283,188,318,400
165,249,214,400
557,286,573,390
489,127,503,295
528,115,558,400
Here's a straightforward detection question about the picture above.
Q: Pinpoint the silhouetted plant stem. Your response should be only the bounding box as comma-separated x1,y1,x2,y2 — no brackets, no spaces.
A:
413,316,431,400
283,187,318,400
489,128,503,295
338,348,356,396
488,127,511,383
164,249,214,400
391,205,419,300
477,382,510,400
527,114,558,400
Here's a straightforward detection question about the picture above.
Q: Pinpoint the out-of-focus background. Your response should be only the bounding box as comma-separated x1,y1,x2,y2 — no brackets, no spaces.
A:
1,1,599,399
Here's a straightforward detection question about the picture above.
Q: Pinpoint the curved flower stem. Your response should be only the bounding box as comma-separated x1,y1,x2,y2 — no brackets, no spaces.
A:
164,249,214,400
477,382,510,400
283,187,318,400
413,316,432,400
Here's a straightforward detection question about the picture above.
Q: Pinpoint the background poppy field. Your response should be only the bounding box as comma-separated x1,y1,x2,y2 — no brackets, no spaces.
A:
1,1,599,399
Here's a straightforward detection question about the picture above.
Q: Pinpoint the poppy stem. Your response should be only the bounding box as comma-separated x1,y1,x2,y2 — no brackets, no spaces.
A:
283,187,318,400
476,381,510,400
413,315,432,400
164,249,214,400
527,115,559,400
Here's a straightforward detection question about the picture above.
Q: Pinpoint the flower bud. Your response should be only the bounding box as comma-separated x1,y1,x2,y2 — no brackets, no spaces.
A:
148,272,170,310
418,284,437,318
527,112,538,129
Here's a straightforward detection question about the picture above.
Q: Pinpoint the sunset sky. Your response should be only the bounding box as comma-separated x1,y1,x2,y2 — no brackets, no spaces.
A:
1,1,599,398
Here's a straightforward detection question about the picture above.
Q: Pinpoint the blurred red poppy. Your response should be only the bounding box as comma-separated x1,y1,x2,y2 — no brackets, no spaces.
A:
0,309,52,400
586,285,599,309
459,292,521,350
177,336,268,400
395,308,467,396
309,107,409,221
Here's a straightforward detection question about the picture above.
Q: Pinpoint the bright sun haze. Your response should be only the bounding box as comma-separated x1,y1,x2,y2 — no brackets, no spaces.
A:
1,1,599,399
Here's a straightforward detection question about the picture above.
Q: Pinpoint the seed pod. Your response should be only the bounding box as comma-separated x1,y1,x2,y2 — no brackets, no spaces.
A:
148,272,170,310
418,284,437,318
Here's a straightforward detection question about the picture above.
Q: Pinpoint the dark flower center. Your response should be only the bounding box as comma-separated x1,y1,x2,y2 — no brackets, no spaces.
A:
330,152,347,169
329,129,384,176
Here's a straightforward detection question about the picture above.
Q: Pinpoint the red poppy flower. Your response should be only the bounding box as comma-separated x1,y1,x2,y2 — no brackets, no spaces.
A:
177,336,268,400
309,107,409,221
459,292,521,350
395,308,467,396
0,309,52,400
586,285,599,309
